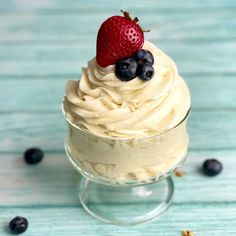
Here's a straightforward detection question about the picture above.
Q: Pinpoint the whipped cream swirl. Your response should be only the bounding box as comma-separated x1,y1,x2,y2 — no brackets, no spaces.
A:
63,41,190,138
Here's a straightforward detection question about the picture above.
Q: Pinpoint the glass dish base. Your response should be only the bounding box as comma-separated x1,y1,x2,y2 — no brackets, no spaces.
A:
78,176,174,226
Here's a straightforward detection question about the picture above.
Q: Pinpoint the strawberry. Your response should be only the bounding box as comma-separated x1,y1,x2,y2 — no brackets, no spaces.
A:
96,11,144,67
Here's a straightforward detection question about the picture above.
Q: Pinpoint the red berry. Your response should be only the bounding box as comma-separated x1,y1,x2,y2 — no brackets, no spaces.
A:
96,12,144,67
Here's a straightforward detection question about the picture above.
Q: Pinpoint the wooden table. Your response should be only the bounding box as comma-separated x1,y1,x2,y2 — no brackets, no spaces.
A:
0,0,235,235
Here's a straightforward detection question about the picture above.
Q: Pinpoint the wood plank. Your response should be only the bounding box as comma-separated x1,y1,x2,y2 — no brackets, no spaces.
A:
0,204,235,235
0,78,66,112
0,9,235,42
0,41,236,76
0,153,78,206
0,110,236,152
0,1,234,235
0,151,234,206
1,0,236,10
0,74,236,111
0,113,66,153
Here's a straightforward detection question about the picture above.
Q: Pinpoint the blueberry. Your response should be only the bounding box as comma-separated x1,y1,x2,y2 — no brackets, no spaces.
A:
202,159,223,176
115,57,138,81
134,49,154,65
24,148,44,164
137,63,155,81
9,216,28,234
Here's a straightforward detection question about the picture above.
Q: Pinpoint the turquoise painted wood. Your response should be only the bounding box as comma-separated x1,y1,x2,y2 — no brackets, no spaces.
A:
1,111,236,153
1,74,236,111
0,0,236,235
0,42,236,75
0,152,235,206
1,0,236,10
0,9,236,42
0,204,236,236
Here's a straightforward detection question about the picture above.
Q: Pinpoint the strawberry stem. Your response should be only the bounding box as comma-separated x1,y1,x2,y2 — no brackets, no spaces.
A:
121,10,148,31
120,10,139,24
121,10,132,20
133,17,139,23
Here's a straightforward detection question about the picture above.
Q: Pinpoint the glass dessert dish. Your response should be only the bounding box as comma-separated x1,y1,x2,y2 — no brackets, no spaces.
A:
63,106,190,226
62,11,191,226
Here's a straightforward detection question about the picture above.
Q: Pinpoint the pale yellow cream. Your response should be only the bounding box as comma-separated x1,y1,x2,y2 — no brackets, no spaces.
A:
63,41,190,184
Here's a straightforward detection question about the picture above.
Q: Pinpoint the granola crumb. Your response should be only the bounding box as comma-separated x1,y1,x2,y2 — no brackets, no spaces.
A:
174,169,186,177
181,230,195,236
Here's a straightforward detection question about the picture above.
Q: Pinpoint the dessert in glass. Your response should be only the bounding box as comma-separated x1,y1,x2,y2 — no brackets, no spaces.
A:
62,11,190,226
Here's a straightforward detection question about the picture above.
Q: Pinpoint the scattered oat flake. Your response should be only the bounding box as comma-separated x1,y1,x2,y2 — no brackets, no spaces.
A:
181,230,195,236
174,169,186,177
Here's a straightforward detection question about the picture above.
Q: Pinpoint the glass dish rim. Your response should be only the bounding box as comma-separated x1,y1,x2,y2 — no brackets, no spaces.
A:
62,101,190,142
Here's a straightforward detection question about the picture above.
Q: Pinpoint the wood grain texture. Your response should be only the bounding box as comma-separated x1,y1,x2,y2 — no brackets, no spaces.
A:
1,111,236,153
0,204,236,236
1,74,236,111
0,9,235,42
0,0,235,234
0,151,234,206
0,41,236,76
1,0,236,10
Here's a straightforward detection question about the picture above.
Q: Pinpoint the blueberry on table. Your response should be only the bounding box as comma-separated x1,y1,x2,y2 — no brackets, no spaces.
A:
24,148,44,164
202,159,223,176
9,216,28,234
115,57,138,81
134,49,154,65
137,63,155,81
